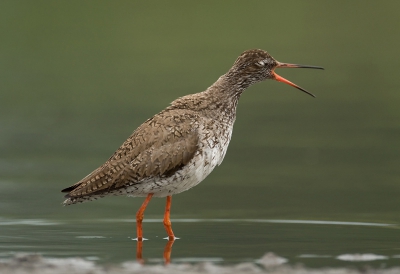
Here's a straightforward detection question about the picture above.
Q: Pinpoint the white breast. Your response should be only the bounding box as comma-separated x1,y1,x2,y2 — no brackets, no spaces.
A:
126,123,233,198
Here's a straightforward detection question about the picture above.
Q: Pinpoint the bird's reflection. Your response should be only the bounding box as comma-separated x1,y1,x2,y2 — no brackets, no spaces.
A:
135,239,175,265
135,240,144,264
163,240,175,264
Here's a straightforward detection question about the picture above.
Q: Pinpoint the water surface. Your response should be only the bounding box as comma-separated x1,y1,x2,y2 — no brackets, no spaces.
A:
1,217,400,268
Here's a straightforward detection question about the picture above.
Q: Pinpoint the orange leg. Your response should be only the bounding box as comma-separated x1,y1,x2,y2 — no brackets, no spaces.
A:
163,240,175,265
136,240,144,264
136,193,154,241
163,195,175,240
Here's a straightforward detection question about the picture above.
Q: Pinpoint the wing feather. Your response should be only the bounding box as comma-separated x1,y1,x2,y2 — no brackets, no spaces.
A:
62,110,199,199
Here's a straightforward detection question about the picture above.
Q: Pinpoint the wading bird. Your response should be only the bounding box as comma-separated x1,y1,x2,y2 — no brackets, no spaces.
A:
62,49,323,241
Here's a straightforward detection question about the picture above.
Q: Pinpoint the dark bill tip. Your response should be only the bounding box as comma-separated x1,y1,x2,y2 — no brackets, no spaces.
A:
273,72,316,98
277,62,324,70
296,86,316,98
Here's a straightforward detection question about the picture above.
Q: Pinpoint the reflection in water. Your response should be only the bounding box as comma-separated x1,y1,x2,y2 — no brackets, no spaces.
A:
136,240,144,264
163,240,174,265
135,239,175,265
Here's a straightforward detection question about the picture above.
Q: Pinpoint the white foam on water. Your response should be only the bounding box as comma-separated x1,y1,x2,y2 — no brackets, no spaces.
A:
337,254,388,261
256,252,288,267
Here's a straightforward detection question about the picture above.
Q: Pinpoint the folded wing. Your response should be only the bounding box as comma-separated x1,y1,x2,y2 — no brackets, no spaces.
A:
62,111,199,199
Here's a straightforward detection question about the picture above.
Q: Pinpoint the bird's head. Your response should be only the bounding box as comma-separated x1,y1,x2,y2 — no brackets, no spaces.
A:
228,49,323,97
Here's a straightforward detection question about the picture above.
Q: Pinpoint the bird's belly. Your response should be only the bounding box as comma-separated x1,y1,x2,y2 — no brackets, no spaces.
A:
126,141,230,198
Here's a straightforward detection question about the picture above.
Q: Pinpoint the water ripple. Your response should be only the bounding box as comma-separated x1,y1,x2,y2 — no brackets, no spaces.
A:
102,218,395,227
0,218,61,226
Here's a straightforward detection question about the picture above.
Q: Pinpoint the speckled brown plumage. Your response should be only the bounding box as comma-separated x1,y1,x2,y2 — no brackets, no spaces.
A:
61,49,323,228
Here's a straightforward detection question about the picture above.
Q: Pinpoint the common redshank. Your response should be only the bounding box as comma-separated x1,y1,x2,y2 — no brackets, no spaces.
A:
62,49,323,241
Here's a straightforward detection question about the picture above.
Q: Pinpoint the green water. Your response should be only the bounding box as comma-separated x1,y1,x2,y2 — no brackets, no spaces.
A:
1,1,400,268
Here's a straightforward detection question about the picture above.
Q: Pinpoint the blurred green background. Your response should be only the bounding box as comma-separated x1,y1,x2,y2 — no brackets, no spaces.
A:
0,0,400,265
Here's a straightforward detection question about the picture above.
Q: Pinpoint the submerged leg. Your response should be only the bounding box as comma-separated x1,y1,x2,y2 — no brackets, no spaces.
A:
163,195,175,240
136,193,154,241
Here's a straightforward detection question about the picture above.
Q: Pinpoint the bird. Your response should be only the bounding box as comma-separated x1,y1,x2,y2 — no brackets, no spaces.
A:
61,49,323,241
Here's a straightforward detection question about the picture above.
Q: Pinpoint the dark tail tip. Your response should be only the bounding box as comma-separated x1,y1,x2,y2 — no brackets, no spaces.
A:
61,185,78,193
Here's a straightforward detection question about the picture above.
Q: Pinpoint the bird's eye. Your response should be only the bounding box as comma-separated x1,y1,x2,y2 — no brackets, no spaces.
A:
257,61,265,66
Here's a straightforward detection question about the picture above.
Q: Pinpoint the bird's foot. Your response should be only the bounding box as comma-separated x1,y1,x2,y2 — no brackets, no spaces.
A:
132,237,148,241
163,236,179,240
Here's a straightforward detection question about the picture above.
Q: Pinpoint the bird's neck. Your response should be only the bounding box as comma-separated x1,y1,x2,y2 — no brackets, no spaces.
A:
202,72,255,107
169,74,251,123
207,71,250,96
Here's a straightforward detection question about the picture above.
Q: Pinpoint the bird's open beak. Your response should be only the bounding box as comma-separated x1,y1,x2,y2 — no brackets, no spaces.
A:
273,62,324,98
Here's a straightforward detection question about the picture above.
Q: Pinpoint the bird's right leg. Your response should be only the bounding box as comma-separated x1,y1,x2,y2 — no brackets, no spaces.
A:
135,193,154,241
163,195,176,240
